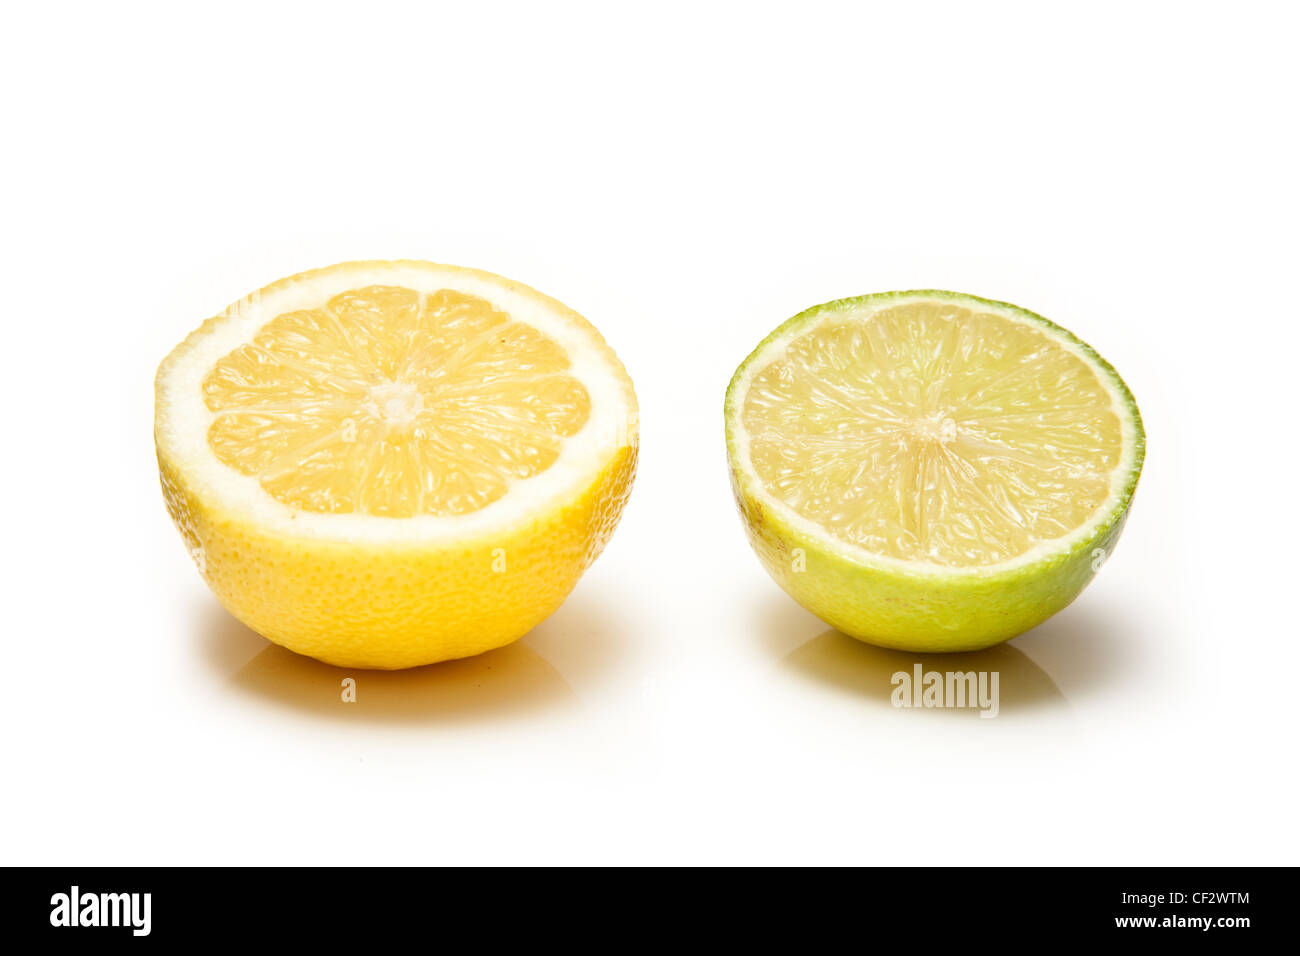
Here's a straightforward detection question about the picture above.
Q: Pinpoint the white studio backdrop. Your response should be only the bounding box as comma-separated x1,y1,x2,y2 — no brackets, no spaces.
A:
1,1,1295,864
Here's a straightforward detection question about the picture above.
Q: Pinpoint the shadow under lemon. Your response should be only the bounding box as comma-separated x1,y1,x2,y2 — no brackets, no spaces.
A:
197,600,588,724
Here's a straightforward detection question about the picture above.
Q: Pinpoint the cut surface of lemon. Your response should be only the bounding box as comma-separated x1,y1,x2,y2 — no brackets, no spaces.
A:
725,291,1143,651
156,261,637,668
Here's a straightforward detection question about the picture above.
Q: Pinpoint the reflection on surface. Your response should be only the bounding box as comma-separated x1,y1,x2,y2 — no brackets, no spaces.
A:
198,602,579,724
783,629,1065,716
759,588,1141,714
1008,597,1142,702
523,590,630,690
753,591,828,658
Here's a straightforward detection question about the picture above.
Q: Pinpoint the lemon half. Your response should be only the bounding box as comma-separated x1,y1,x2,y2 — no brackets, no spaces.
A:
725,291,1144,652
156,261,638,668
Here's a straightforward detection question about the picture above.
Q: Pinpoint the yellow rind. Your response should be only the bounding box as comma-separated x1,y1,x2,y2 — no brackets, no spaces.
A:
158,444,635,668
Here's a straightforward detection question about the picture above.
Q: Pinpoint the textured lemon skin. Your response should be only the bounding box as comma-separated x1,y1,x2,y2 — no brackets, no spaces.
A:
159,444,636,668
157,260,638,669
725,290,1145,653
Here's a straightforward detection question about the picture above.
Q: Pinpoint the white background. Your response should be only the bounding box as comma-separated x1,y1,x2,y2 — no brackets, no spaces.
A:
3,1,1296,865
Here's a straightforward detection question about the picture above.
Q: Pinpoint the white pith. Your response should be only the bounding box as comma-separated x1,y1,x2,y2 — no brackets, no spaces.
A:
727,294,1142,577
156,262,636,543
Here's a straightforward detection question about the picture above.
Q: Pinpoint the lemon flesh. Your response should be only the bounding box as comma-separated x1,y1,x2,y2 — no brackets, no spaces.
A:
725,291,1143,652
203,286,592,518
156,261,637,668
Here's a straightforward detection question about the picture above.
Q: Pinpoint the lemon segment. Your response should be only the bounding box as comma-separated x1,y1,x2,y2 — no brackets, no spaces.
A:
156,261,637,668
726,291,1143,652
202,286,591,518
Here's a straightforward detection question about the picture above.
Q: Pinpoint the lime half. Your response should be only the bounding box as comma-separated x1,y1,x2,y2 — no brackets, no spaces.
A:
725,291,1144,652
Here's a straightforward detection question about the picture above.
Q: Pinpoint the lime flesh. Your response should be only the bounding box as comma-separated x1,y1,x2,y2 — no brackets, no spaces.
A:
725,291,1144,652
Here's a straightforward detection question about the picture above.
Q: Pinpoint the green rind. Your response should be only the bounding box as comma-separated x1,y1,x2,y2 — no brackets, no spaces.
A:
724,290,1145,652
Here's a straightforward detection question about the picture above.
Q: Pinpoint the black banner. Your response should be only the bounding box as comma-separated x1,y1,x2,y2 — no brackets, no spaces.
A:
5,867,1285,943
